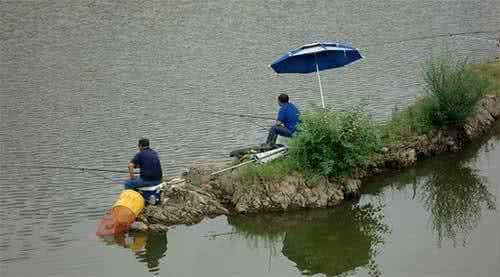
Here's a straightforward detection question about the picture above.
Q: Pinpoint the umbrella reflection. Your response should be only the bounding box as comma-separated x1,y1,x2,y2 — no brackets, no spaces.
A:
228,204,389,277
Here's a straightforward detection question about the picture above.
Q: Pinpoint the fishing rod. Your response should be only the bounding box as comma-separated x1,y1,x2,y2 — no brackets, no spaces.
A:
210,147,288,176
362,29,500,48
187,108,275,121
3,165,136,174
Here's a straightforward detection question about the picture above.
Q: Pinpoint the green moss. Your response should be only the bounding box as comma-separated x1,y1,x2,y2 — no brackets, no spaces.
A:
469,60,500,96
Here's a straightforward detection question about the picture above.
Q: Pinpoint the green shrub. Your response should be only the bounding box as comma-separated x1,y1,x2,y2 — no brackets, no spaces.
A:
381,98,434,145
288,109,382,177
422,57,488,128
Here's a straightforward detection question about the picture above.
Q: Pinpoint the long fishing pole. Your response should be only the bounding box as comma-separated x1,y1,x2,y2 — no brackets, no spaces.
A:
187,108,275,121
362,29,500,48
3,165,135,174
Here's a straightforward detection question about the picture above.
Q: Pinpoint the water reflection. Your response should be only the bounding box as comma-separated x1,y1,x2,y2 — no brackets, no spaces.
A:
418,159,496,246
363,123,499,247
228,204,389,277
102,231,167,273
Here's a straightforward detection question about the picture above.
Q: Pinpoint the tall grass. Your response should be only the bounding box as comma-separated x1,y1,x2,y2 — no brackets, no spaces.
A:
382,56,490,145
421,57,488,129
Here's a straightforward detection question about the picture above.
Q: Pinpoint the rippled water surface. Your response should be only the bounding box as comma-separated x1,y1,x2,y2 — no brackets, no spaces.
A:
1,0,499,276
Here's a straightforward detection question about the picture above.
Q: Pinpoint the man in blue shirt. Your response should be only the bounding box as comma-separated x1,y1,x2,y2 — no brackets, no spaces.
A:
264,93,300,146
125,138,163,189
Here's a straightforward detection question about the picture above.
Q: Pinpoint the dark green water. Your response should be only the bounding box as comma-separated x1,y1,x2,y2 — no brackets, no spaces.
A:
102,123,498,277
5,123,497,277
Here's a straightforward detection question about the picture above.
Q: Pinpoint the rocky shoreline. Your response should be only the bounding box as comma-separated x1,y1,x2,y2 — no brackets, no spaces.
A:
132,95,500,232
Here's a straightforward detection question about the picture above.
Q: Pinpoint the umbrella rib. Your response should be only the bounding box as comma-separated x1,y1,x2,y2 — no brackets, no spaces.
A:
315,55,326,109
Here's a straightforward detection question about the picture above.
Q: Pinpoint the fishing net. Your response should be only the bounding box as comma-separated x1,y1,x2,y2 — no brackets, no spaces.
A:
96,189,145,237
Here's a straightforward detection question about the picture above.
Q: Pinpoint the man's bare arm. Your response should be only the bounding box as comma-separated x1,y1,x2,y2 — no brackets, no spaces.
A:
128,162,136,179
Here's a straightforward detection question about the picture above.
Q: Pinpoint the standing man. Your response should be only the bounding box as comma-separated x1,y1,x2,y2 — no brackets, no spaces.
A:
264,93,300,146
125,138,163,190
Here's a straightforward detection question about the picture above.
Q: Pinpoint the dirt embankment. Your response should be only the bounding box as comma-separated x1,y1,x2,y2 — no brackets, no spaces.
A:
134,95,500,231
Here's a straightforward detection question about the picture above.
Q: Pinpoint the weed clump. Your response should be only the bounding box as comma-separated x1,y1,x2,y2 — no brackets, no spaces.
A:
288,109,382,177
421,57,488,129
382,56,490,145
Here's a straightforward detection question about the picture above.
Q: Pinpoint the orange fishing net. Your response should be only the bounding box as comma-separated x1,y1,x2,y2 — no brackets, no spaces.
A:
96,190,145,237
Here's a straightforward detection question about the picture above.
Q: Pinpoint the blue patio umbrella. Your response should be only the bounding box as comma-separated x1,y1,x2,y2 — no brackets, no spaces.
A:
270,42,362,108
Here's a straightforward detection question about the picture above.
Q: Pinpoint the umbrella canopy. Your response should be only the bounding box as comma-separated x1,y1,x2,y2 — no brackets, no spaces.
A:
270,42,362,108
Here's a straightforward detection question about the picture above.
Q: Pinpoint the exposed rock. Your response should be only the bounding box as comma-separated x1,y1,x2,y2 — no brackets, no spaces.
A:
139,183,229,226
130,221,149,231
167,177,187,187
228,175,346,213
343,178,361,198
149,224,168,232
464,96,499,139
399,148,417,167
328,188,345,206
185,159,234,186
487,96,500,118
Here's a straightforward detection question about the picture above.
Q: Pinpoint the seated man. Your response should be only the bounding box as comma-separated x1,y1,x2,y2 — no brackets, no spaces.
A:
264,93,301,146
125,138,163,190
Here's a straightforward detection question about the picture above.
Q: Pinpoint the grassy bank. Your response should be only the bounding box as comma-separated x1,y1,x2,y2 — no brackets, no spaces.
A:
381,58,498,145
237,57,499,183
469,60,500,96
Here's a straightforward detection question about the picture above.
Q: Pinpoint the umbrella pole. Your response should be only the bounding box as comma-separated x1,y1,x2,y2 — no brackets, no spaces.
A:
315,61,326,109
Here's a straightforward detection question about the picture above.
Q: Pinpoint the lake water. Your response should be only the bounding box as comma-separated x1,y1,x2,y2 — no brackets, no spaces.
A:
1,0,499,276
